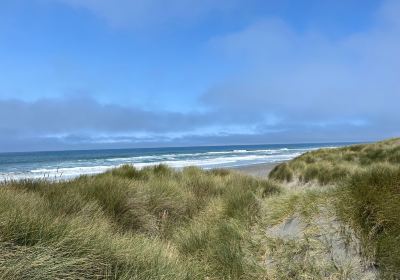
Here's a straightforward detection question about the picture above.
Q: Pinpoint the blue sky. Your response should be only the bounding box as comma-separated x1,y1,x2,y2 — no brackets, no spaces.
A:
0,0,399,152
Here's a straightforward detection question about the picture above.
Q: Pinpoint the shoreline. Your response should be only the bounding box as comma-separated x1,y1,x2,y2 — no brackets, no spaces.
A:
1,143,335,181
0,161,284,182
228,162,281,178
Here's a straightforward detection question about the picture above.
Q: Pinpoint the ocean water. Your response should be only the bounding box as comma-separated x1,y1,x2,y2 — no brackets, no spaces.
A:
0,143,348,181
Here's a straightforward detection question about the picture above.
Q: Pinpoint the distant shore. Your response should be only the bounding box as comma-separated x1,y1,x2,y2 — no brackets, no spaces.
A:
228,162,281,178
1,143,340,181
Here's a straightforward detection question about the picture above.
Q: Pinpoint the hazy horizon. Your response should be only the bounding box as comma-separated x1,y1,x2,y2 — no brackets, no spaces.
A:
0,139,363,154
1,0,399,152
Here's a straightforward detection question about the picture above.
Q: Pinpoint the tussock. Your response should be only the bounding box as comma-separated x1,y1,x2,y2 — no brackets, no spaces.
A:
2,137,400,279
0,165,279,279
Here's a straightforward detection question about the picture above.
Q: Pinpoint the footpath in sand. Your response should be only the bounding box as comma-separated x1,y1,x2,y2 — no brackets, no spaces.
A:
235,163,378,280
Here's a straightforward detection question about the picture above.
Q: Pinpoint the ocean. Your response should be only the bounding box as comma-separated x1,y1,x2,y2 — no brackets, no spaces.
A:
0,143,349,181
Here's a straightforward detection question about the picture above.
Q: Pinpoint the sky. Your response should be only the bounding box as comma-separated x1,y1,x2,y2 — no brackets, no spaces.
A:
0,0,399,152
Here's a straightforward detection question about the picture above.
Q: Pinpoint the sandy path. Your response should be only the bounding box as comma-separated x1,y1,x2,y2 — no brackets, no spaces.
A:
228,162,280,178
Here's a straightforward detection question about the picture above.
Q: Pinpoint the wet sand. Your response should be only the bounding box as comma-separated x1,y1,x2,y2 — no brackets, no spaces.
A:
229,162,282,178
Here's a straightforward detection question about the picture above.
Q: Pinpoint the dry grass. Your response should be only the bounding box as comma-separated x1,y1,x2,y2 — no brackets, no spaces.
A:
0,164,280,279
270,138,400,185
1,137,400,279
269,137,400,278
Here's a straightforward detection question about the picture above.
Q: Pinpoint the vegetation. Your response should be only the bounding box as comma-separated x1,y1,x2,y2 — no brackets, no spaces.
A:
1,137,400,279
270,138,400,185
337,165,400,279
269,138,400,279
0,164,280,279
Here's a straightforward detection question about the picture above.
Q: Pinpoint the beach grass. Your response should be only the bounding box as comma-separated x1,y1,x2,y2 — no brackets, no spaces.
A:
1,137,400,279
0,165,279,279
269,137,400,278
335,164,400,279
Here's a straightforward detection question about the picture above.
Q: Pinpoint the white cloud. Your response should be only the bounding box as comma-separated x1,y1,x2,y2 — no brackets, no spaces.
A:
203,0,400,130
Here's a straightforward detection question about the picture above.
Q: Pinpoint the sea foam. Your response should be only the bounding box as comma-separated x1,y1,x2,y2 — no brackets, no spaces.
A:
0,144,340,181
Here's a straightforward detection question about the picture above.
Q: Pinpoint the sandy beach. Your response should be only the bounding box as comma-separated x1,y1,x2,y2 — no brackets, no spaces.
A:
229,162,281,178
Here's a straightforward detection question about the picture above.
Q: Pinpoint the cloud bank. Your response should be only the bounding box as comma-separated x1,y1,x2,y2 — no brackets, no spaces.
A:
202,0,400,136
0,96,263,151
1,0,400,151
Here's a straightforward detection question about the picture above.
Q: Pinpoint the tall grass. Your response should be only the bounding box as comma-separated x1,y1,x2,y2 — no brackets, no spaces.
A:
2,137,400,279
0,164,280,279
336,164,400,279
270,138,400,185
269,137,400,277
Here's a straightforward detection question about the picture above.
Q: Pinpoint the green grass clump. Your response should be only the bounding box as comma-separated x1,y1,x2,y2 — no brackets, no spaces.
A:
270,138,400,185
268,137,400,278
337,164,400,278
0,185,196,280
269,163,293,182
299,163,349,185
0,164,280,279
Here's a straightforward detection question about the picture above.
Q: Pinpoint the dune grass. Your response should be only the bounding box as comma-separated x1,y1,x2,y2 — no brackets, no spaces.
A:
336,164,400,279
270,138,400,185
269,137,400,278
0,164,280,279
1,137,400,279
